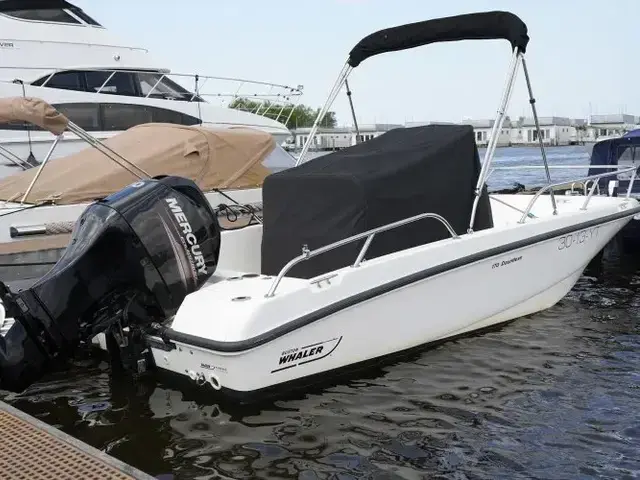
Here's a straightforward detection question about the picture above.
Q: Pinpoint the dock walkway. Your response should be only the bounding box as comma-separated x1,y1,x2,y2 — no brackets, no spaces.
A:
0,400,155,479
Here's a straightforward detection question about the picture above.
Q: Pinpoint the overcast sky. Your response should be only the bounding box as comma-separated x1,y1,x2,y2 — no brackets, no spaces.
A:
74,0,637,126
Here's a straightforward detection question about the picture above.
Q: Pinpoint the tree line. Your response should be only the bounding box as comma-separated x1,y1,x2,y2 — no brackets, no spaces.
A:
228,98,337,129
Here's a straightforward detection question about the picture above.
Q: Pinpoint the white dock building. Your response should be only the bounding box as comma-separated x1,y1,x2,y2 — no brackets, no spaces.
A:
461,118,512,147
292,123,403,150
510,116,575,146
586,114,638,141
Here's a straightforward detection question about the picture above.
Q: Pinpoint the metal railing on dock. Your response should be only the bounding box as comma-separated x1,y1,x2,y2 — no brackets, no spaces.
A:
0,400,155,479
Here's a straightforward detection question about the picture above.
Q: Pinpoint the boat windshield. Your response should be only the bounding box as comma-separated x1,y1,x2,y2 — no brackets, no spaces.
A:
0,5,102,26
616,145,640,180
31,69,205,102
137,72,199,101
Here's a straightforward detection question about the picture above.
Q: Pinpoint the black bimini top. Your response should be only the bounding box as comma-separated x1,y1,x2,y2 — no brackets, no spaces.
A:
348,11,529,68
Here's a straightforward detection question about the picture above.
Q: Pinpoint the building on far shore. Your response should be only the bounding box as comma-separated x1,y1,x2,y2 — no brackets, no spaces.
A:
570,118,587,144
292,123,403,151
293,126,352,151
586,114,637,141
287,112,640,151
510,116,574,146
458,118,512,147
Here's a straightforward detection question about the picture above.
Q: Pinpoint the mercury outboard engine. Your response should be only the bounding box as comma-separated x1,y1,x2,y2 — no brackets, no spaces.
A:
0,175,221,392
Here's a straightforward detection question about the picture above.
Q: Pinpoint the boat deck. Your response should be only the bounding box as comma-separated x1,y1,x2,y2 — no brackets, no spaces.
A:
0,400,155,480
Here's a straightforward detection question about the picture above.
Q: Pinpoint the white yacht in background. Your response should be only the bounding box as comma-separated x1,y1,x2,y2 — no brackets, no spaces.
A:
0,0,301,166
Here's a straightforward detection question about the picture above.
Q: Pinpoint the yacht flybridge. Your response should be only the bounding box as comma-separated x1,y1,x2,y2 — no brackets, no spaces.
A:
0,11,638,401
0,0,301,165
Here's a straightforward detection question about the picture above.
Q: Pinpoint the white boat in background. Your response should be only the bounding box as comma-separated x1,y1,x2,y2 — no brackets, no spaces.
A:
0,96,296,279
0,10,639,401
0,0,301,165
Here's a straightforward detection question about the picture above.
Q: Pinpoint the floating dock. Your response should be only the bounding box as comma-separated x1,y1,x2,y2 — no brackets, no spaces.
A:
0,400,155,480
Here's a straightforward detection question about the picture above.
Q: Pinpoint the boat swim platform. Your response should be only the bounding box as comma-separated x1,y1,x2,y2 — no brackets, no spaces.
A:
0,400,156,480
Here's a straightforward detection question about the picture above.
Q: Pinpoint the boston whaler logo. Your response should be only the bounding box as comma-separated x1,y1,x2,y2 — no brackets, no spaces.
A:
271,336,342,373
165,197,208,276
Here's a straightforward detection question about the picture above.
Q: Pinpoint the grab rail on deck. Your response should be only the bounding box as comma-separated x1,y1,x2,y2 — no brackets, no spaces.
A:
581,180,600,197
517,166,638,224
265,212,459,298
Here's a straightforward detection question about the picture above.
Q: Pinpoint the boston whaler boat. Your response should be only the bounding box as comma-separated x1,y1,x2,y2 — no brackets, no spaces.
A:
0,11,638,399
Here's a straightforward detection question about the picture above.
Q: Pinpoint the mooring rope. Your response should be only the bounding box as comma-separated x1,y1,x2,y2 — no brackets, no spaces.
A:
43,221,76,235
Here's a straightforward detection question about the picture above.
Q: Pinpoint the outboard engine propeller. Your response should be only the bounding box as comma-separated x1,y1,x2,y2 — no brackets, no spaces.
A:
0,176,221,392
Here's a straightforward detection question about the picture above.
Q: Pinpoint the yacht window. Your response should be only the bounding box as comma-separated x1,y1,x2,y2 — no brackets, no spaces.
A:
150,107,201,126
0,119,35,131
102,104,152,131
86,71,138,97
54,103,100,131
3,9,81,24
137,72,202,101
33,71,83,91
68,7,102,26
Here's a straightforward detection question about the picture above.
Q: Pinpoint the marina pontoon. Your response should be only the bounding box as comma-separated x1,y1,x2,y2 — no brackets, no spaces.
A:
0,11,638,400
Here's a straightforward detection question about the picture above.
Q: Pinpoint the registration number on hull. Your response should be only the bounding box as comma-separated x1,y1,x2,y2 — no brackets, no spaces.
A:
558,226,600,251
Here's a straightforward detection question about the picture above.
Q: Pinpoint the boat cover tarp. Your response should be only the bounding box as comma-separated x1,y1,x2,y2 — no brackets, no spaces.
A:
0,123,275,204
0,97,69,135
260,124,494,279
588,130,640,192
348,11,529,68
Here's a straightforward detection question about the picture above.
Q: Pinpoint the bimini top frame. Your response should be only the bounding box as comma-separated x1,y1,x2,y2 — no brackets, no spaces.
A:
295,10,557,234
0,96,150,205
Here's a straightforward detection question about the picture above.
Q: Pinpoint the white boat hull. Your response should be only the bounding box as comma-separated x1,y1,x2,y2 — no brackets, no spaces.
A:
143,195,639,399
0,187,262,243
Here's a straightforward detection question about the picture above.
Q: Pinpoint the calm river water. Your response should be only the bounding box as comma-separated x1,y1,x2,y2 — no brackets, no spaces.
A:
2,145,640,479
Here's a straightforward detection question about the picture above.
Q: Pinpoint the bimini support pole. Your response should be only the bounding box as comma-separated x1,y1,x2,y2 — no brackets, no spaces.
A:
345,79,361,144
295,61,352,166
521,55,557,215
468,47,521,233
20,134,62,204
66,121,151,180
0,144,31,170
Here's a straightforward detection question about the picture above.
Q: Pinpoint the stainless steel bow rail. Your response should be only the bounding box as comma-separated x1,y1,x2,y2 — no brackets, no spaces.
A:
516,166,638,223
486,164,636,198
265,212,459,297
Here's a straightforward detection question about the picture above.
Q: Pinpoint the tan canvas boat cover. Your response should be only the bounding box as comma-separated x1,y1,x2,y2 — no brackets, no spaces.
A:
0,123,275,205
0,97,69,135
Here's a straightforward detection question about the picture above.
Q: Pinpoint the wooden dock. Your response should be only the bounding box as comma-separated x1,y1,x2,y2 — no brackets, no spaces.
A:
0,400,155,480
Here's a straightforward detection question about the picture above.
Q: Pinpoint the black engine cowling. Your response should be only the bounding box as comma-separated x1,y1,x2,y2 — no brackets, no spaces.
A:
0,175,221,392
